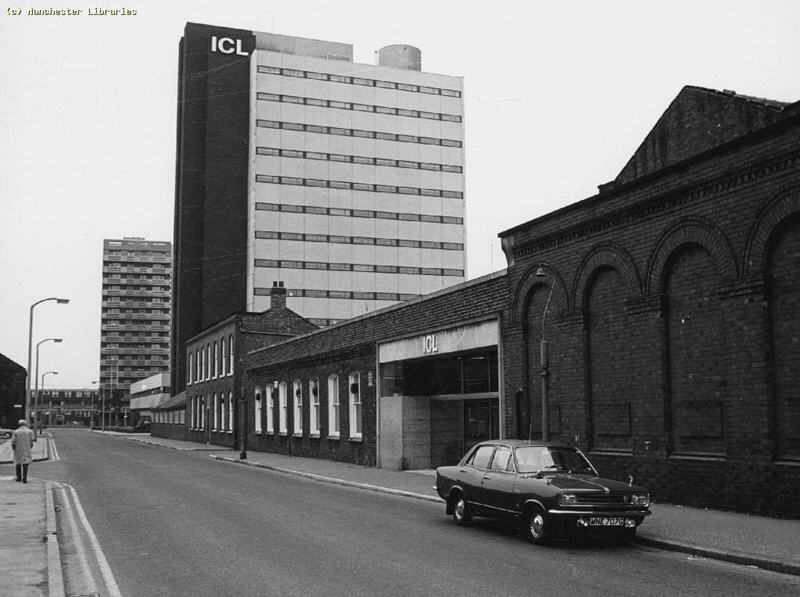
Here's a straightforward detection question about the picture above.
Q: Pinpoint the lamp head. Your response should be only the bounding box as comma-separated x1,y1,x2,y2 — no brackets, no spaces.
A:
56,298,70,304
54,338,63,343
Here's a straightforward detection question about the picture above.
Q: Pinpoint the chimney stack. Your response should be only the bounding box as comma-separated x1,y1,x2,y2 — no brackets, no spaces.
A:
270,281,286,310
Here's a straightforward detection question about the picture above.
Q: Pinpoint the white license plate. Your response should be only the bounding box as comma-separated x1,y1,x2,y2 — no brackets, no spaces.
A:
589,517,626,526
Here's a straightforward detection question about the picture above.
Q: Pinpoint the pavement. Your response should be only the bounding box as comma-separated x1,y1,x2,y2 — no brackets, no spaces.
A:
0,433,63,597
2,433,800,597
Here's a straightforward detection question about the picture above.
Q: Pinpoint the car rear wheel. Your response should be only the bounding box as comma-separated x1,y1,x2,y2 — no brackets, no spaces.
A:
524,509,550,545
452,495,473,526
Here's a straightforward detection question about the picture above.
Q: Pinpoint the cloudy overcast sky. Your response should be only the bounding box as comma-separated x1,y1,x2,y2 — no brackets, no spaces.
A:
2,0,799,388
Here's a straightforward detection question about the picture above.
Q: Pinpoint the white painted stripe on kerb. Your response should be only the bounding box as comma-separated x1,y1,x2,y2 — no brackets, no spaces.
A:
53,482,98,595
67,484,123,597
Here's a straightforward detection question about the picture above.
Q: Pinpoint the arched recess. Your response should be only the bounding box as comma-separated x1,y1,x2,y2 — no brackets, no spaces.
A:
765,213,800,460
573,243,642,312
744,185,800,275
513,263,570,324
585,265,636,452
663,242,727,456
519,263,569,440
645,217,738,295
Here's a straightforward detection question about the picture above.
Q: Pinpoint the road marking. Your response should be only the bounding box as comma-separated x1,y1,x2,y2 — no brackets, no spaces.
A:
49,437,60,461
53,482,98,595
64,483,124,597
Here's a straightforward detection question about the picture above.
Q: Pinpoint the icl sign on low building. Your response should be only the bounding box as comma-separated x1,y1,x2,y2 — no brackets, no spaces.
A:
378,319,499,363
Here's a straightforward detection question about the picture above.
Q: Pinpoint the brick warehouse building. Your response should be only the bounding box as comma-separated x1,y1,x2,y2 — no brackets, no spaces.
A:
500,86,800,516
245,272,507,469
235,86,799,516
182,283,317,448
0,353,26,429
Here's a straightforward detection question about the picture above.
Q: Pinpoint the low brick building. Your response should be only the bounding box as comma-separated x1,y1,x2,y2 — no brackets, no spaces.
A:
179,282,317,448
499,86,800,515
245,272,508,468
0,353,26,429
151,392,186,440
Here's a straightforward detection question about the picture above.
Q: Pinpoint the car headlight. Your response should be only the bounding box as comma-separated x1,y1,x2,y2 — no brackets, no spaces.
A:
558,493,578,506
631,493,650,507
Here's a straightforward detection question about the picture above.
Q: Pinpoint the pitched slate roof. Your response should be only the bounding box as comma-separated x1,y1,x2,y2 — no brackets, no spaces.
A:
152,391,186,411
248,271,508,370
614,85,791,186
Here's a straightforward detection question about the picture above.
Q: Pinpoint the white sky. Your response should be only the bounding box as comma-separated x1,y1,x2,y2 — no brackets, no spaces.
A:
1,0,799,388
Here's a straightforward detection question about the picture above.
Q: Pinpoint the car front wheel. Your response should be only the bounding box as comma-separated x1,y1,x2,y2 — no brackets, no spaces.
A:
524,509,550,545
452,495,473,526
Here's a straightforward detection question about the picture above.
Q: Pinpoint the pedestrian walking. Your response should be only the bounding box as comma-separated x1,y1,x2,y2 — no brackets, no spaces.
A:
12,419,36,483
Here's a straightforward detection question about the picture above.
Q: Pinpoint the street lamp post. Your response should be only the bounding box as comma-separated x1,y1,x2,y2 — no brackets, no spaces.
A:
535,267,556,442
25,297,69,428
40,371,58,429
33,337,62,436
90,381,98,428
102,359,118,432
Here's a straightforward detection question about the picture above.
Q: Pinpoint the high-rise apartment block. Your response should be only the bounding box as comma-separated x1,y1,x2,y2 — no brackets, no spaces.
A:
172,23,466,393
100,238,172,415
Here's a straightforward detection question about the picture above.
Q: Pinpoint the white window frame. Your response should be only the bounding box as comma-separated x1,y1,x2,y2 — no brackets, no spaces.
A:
228,334,234,375
328,375,339,438
254,388,262,434
212,393,219,430
221,337,227,377
212,341,218,378
349,372,362,439
228,392,234,432
279,382,288,434
310,378,320,436
266,385,275,434
221,394,227,431
188,353,193,385
293,380,303,436
196,349,201,382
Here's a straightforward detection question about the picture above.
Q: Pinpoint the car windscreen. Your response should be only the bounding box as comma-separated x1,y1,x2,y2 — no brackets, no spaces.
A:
514,446,595,475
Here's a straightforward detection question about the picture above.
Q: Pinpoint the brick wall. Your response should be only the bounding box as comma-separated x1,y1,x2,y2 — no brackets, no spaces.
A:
244,273,508,466
501,102,800,516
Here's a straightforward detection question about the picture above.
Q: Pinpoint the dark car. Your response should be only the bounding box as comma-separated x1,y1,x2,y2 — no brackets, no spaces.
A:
434,440,651,544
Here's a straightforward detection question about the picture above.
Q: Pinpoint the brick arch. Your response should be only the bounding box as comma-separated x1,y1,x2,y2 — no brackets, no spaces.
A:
743,185,800,275
573,242,642,311
512,263,570,323
645,217,738,294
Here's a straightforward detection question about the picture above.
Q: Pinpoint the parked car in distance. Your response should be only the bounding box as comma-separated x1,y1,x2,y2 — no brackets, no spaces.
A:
0,428,13,441
434,440,651,544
